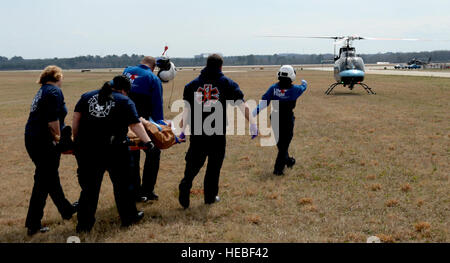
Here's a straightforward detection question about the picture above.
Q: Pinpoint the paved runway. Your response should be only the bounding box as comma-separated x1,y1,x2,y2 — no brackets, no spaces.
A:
304,67,450,78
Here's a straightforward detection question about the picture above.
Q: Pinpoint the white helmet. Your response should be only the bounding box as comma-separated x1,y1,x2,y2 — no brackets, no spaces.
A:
157,57,177,82
158,62,177,82
278,65,296,82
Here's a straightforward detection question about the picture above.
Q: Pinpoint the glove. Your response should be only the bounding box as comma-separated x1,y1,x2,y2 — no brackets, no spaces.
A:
143,141,157,154
250,123,258,139
252,108,258,118
176,132,186,143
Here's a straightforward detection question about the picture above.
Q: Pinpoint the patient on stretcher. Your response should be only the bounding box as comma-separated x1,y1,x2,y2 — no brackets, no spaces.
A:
127,117,185,150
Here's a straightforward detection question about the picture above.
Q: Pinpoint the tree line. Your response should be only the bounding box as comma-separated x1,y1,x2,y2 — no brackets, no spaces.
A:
1,51,449,70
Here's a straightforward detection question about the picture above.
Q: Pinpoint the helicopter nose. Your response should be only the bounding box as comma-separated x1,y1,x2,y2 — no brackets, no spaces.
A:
339,69,365,78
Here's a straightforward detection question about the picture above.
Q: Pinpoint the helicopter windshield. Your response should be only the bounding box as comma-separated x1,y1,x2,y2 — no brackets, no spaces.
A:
345,51,356,57
338,56,365,71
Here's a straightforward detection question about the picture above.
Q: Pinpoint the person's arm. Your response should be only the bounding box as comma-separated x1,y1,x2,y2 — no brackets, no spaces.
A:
150,77,164,122
73,95,87,140
287,80,308,101
253,86,274,117
72,112,81,140
129,122,151,143
239,101,258,139
126,99,155,149
179,83,194,137
227,79,258,138
295,80,308,96
45,89,62,143
48,120,61,143
179,101,190,130
238,102,255,124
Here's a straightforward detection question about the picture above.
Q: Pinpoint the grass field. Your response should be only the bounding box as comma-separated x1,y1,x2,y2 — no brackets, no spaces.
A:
0,68,448,243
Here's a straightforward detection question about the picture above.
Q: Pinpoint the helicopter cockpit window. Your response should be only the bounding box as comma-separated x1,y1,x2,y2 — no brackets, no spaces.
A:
340,57,365,71
353,57,365,71
346,51,356,57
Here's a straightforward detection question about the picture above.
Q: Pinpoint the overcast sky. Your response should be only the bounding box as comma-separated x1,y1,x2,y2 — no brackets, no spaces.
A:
1,0,449,59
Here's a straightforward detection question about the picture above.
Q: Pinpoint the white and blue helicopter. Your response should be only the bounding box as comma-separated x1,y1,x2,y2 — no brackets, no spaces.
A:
264,35,423,95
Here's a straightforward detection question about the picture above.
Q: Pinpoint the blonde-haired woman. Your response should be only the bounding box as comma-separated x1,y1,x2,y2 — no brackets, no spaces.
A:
24,66,77,236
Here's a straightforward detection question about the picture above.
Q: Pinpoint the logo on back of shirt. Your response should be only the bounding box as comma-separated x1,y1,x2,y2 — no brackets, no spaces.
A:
88,94,115,118
124,73,139,84
30,89,43,112
195,84,220,107
274,88,287,98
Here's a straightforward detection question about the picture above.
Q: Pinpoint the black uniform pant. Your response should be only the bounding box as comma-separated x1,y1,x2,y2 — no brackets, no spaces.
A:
273,116,295,172
180,136,226,203
130,148,161,198
75,144,138,230
24,136,73,230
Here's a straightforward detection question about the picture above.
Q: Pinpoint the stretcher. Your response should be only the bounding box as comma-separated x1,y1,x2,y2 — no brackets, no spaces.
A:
127,118,184,150
61,118,184,154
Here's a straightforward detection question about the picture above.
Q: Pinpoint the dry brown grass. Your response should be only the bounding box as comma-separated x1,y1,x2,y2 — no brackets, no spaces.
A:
370,184,382,191
401,183,412,193
376,234,396,243
385,199,399,207
0,68,449,243
246,215,262,225
414,222,431,232
416,199,425,207
298,198,314,206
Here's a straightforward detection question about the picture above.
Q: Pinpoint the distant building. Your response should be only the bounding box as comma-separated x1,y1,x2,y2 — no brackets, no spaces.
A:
194,53,223,59
376,62,390,65
423,63,450,69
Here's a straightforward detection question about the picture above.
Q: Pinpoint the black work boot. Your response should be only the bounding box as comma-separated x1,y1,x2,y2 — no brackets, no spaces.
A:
286,157,296,168
121,211,145,227
273,169,284,176
205,196,220,205
62,201,79,220
27,226,50,236
178,183,190,209
141,192,159,202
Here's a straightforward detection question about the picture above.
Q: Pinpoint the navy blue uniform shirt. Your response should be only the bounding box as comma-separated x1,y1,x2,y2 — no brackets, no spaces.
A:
123,64,164,121
74,90,140,145
183,67,244,135
25,84,67,139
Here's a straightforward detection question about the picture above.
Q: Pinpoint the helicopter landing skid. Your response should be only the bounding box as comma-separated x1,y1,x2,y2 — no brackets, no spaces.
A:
325,82,376,95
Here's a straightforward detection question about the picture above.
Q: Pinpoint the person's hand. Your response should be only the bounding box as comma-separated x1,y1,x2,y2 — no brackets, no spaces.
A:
56,126,74,153
252,108,258,118
143,141,157,153
250,123,258,139
176,132,186,143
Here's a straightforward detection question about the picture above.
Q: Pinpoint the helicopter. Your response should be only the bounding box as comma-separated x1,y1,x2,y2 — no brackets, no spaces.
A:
323,36,375,95
407,57,431,65
263,35,424,95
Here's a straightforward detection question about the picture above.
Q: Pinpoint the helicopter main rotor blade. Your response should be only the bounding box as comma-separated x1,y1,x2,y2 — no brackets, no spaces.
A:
259,35,343,40
362,37,421,41
362,37,450,41
259,35,449,41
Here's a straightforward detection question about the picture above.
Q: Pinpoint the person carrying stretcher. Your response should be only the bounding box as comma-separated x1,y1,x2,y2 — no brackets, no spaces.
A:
72,75,155,233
